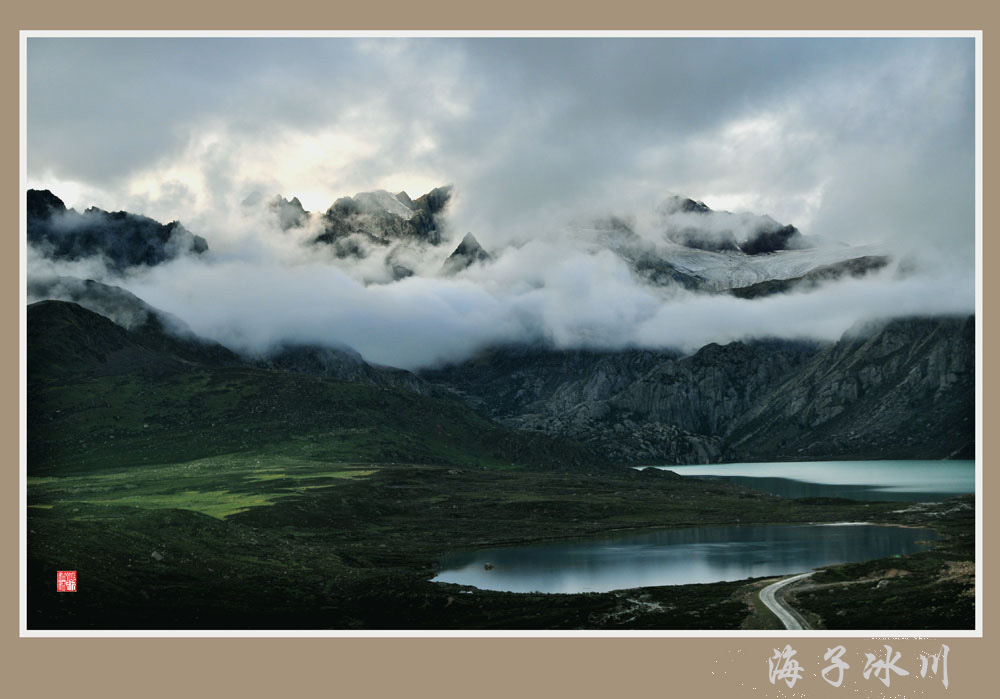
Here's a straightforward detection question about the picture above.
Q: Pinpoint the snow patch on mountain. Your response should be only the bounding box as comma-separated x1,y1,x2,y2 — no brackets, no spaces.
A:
353,190,417,220
661,241,889,291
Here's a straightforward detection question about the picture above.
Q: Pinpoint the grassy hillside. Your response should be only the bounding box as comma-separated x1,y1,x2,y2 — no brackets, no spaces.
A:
28,301,608,476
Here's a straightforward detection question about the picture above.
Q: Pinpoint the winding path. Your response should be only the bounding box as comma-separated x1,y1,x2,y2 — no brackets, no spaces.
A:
760,572,814,630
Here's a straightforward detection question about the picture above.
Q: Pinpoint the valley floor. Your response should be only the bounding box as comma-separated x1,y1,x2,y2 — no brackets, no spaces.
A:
26,458,975,631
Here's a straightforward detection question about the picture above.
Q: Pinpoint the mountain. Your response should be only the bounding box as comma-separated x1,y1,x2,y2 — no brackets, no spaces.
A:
27,187,888,299
419,345,723,464
27,189,208,271
421,316,975,464
27,276,434,395
268,195,309,230
657,194,811,255
27,276,240,368
241,185,885,295
729,255,890,299
571,201,888,294
441,232,492,275
28,272,971,468
313,185,453,252
27,300,610,476
255,342,433,396
27,300,185,379
421,341,816,464
27,281,973,470
664,241,890,293
725,315,975,461
27,186,966,464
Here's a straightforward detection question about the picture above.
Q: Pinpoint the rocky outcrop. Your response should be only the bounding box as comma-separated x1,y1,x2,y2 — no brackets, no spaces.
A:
658,194,811,255
421,346,725,464
725,316,975,461
441,233,492,275
421,346,676,415
739,222,806,255
422,341,817,464
421,317,974,464
27,188,67,221
314,185,453,251
730,256,891,298
27,190,208,272
511,415,724,466
603,339,819,436
394,191,415,209
268,195,309,230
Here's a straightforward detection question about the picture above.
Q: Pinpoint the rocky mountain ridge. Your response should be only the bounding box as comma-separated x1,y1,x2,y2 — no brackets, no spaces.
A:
27,189,208,272
421,317,975,464
26,188,970,467
29,188,890,297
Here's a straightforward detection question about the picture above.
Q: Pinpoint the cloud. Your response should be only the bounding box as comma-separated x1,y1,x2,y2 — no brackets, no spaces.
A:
121,256,523,369
25,36,976,368
633,269,974,353
28,208,973,372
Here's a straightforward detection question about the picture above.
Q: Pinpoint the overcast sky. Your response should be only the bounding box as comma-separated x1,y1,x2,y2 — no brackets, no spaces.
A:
26,37,977,367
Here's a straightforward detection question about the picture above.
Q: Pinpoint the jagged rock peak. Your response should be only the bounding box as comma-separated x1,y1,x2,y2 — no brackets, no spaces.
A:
412,185,453,215
27,189,68,221
454,232,488,257
658,193,811,255
315,185,453,250
352,190,419,220
658,194,712,215
441,232,492,275
394,191,414,209
268,194,309,230
26,190,208,271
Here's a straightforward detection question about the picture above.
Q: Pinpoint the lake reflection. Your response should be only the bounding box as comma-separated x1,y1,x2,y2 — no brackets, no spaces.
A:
432,524,935,593
658,460,975,501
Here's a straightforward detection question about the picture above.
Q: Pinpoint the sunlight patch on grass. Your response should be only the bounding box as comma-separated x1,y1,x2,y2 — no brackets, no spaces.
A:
73,489,296,519
245,469,376,483
28,452,380,519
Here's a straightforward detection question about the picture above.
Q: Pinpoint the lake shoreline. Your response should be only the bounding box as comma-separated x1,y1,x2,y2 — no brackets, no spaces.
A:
27,462,975,631
431,521,940,593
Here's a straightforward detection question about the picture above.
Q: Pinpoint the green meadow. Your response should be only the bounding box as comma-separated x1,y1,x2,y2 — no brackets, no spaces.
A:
28,453,379,519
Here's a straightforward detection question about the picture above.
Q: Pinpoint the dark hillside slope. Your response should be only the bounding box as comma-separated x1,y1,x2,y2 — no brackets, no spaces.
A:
29,277,432,394
28,301,609,476
28,278,242,368
28,300,184,378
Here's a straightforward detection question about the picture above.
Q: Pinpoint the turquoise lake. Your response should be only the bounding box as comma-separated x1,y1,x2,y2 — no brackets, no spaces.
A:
432,523,937,593
655,460,975,501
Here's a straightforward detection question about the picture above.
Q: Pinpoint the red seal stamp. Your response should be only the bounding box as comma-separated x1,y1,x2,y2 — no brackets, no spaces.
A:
56,570,77,592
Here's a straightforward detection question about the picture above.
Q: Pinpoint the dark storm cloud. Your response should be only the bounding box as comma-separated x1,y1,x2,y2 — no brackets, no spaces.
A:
29,39,363,184
25,36,976,368
28,38,973,246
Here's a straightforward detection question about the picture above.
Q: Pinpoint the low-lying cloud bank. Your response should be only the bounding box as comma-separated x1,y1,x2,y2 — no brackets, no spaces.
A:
26,188,975,370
